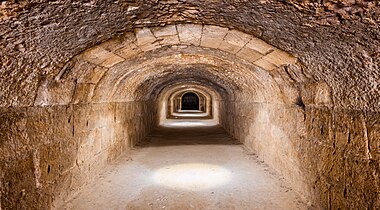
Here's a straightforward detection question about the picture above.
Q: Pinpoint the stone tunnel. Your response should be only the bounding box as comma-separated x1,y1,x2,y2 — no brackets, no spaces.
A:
0,1,379,209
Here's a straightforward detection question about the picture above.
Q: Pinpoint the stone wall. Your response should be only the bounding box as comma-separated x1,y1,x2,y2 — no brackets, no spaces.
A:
0,101,155,209
220,102,380,209
302,108,380,209
220,102,308,198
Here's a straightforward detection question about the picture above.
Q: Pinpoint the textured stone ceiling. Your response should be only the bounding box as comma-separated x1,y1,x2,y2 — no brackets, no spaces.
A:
0,0,379,110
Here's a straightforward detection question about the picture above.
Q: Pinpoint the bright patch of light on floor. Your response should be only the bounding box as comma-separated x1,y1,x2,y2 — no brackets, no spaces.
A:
153,163,231,191
160,119,218,127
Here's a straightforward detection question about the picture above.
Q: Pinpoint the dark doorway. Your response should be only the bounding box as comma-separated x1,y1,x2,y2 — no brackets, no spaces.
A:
181,92,199,110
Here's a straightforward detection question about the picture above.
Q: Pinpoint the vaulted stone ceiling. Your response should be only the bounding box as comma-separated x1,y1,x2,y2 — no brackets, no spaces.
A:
1,0,379,110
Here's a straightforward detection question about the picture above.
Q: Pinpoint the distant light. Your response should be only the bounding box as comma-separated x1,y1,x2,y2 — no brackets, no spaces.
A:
160,120,218,127
153,163,231,191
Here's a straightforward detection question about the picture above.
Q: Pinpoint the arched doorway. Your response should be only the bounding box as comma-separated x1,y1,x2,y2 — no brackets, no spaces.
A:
181,92,199,110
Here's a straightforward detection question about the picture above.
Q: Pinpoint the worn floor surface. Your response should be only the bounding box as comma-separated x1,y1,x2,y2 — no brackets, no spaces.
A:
61,123,308,210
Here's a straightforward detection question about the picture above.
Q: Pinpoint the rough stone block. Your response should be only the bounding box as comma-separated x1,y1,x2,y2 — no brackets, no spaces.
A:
201,25,228,48
1,153,44,209
224,30,252,47
236,47,263,63
262,49,297,66
152,25,177,37
78,66,107,84
219,29,252,54
254,58,277,70
158,35,180,46
135,28,156,46
314,82,333,106
115,42,141,59
34,79,76,106
80,47,125,68
177,24,202,46
218,41,242,54
245,38,274,55
72,83,95,104
367,113,380,160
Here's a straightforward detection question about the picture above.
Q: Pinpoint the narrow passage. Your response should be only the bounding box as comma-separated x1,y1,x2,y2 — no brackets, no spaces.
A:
63,123,307,209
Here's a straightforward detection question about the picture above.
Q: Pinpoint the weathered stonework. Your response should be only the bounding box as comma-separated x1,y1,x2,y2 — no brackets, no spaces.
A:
0,1,379,209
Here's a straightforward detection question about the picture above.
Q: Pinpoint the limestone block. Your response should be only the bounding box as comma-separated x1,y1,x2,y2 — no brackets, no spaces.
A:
2,153,41,208
245,38,274,55
34,79,76,106
236,47,263,63
99,53,125,68
152,25,177,37
218,41,242,54
159,35,180,46
201,25,229,48
254,58,277,71
78,66,107,84
314,82,333,106
219,30,252,54
101,125,115,150
177,24,202,46
135,28,160,51
72,83,95,104
135,28,156,46
262,49,297,66
151,25,180,46
367,113,380,160
86,129,102,156
81,47,124,68
115,42,141,59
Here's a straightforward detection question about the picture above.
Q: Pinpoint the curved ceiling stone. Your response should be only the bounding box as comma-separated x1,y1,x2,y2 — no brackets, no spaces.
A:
0,1,378,110
34,33,294,106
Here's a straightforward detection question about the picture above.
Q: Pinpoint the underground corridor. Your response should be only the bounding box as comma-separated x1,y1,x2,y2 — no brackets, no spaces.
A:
1,2,379,210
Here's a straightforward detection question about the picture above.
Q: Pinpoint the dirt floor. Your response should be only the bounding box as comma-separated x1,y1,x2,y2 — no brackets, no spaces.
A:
61,122,308,210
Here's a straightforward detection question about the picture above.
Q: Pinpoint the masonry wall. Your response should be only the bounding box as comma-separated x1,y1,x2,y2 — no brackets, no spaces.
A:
0,101,155,209
302,108,380,209
220,102,308,197
220,101,380,209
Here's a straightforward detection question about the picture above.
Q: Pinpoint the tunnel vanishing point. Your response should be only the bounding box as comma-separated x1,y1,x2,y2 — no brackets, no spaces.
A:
0,1,379,209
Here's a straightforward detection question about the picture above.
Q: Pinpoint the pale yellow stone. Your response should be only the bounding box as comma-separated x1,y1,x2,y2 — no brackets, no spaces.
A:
100,54,125,68
78,66,107,84
81,47,109,65
81,47,124,67
236,47,263,63
139,42,161,52
254,58,277,70
152,25,177,37
218,41,242,54
72,83,96,104
223,30,252,47
263,49,297,66
151,25,180,46
158,35,180,46
177,24,202,46
135,28,156,46
115,42,142,59
201,25,228,48
245,38,274,55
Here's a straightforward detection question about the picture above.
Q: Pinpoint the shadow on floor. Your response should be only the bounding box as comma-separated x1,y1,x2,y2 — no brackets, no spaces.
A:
138,124,241,147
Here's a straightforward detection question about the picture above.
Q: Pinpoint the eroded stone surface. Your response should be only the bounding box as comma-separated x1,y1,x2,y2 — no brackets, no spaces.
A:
0,1,379,209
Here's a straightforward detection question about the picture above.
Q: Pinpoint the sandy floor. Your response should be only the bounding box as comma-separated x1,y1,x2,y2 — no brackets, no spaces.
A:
61,123,308,210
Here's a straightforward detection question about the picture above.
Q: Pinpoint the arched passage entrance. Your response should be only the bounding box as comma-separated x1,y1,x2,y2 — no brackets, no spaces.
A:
181,92,200,110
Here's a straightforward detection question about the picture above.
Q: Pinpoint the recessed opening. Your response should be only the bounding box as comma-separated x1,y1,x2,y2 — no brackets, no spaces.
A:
181,92,200,111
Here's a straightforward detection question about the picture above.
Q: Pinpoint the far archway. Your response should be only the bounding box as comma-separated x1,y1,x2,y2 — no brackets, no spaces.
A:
181,92,200,110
